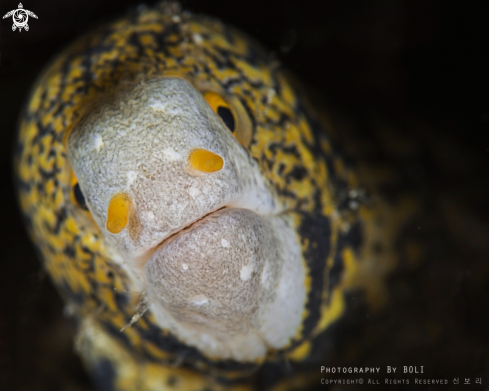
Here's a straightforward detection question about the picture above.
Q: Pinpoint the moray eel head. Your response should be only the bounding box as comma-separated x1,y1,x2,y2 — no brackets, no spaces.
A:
67,76,306,361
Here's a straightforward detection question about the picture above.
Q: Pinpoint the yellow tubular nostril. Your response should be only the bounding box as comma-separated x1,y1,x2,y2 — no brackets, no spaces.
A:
189,149,224,173
106,193,132,234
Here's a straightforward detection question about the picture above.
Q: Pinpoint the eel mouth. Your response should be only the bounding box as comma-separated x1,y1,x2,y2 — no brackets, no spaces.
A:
152,206,228,252
128,206,231,269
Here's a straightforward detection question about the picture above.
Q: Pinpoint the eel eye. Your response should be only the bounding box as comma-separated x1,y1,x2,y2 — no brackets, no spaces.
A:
73,183,89,211
70,170,89,211
204,92,236,132
203,91,252,147
217,106,235,132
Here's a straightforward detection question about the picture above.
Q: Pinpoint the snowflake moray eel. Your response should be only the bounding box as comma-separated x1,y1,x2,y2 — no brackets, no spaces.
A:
14,2,419,390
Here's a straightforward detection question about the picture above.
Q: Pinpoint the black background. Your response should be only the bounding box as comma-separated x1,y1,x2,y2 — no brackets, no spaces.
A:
1,0,488,390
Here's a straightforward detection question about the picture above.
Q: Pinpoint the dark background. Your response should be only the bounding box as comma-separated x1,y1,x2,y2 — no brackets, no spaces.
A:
1,0,488,390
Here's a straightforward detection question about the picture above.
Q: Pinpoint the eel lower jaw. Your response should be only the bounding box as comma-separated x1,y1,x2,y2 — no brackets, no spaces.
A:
142,207,307,361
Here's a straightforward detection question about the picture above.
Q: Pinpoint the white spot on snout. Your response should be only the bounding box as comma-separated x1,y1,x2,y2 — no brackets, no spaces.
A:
221,239,230,247
146,211,155,220
148,97,167,112
127,171,137,187
240,264,254,282
93,135,104,152
182,263,188,271
190,294,208,306
162,147,182,161
188,187,200,198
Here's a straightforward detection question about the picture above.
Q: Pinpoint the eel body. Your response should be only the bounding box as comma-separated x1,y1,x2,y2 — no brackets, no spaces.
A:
15,2,418,390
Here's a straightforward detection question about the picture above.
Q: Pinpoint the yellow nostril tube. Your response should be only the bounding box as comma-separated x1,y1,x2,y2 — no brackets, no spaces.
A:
189,149,224,173
106,193,132,234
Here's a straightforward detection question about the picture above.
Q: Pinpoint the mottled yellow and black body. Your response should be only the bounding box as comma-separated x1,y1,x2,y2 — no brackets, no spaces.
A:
14,2,418,390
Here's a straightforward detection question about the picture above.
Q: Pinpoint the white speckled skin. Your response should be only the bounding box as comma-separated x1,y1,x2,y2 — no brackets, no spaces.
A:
67,77,306,361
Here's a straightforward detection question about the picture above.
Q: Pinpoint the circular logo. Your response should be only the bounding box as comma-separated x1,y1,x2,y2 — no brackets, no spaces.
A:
12,9,28,28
